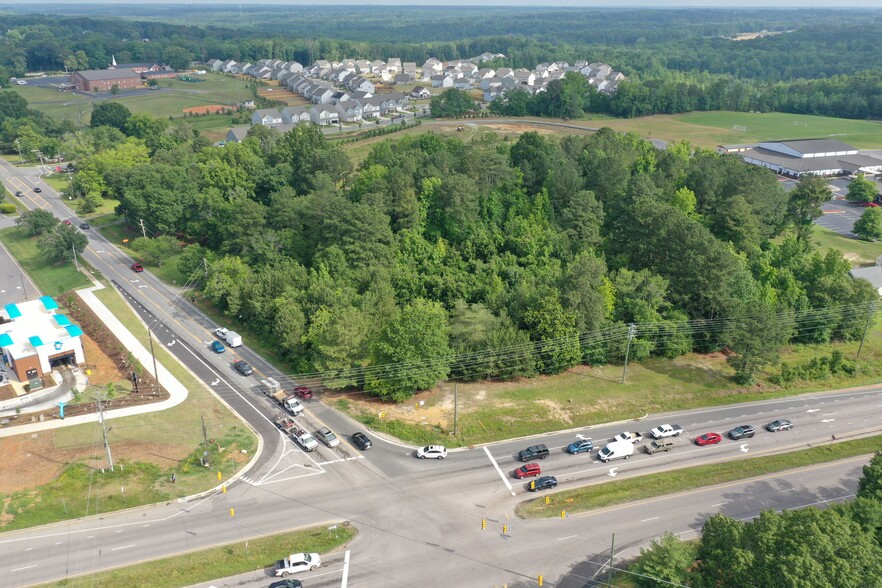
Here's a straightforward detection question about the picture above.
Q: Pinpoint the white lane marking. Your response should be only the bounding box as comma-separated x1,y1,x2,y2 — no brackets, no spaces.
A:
778,488,794,493
484,446,515,496
806,409,819,413
821,419,835,423
24,548,33,551
711,502,728,507
557,534,579,541
111,544,135,551
641,516,659,522
54,542,62,545
11,565,38,572
341,549,350,588
114,529,122,533
822,413,836,416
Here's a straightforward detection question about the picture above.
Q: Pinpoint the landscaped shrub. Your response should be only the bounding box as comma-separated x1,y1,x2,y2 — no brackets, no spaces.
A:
775,350,856,385
0,202,17,214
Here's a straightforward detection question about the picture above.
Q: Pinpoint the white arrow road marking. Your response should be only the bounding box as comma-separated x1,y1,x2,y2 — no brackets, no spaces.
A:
608,467,618,477
806,409,819,413
821,419,835,423
138,285,148,289
166,340,175,347
740,444,749,453
577,434,591,440
211,379,220,386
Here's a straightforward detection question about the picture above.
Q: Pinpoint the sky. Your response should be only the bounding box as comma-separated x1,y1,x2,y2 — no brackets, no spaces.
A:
8,0,882,6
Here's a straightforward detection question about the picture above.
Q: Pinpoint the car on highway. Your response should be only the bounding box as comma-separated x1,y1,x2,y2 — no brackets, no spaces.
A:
351,431,372,450
274,552,321,576
210,340,225,353
293,385,313,399
513,463,541,479
766,419,793,432
567,438,594,454
316,427,340,448
728,425,756,440
79,222,90,229
614,431,644,444
63,219,72,225
695,432,722,446
528,475,558,492
131,262,144,272
518,444,550,461
269,580,302,588
233,359,253,376
14,191,23,197
33,187,41,193
416,444,447,459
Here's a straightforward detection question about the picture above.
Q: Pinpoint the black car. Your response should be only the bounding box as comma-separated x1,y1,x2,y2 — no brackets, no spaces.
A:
269,580,302,588
33,187,41,193
14,191,23,197
728,425,756,440
351,431,372,450
233,359,253,376
528,475,558,492
79,222,90,229
518,444,550,462
766,419,793,432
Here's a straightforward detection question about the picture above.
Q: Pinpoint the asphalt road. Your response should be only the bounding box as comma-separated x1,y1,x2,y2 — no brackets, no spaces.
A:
1,157,881,587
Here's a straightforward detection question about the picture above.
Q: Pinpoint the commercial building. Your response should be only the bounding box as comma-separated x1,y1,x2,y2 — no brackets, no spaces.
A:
728,139,882,178
0,297,85,384
68,68,142,92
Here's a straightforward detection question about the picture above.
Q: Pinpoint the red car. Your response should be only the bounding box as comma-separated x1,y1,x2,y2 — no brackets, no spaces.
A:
294,385,313,399
63,219,72,225
695,432,722,446
859,201,879,207
131,263,144,272
513,463,541,479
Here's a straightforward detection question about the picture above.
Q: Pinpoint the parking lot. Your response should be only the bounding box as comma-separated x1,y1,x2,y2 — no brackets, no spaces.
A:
780,175,882,239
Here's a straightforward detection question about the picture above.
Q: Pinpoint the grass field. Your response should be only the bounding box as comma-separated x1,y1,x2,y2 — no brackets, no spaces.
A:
516,435,882,519
811,224,882,266
48,523,356,588
0,227,91,296
593,111,882,149
93,216,188,284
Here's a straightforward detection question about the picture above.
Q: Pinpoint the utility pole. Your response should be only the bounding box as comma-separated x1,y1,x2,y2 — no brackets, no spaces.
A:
621,324,637,384
98,396,114,471
148,326,160,396
857,301,876,359
201,415,210,467
139,218,147,238
607,532,615,587
453,382,458,437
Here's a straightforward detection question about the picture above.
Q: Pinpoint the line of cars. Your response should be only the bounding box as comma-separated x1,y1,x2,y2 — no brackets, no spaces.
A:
510,418,795,493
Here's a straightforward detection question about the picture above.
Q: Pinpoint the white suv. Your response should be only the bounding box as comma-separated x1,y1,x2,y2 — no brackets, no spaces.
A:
416,445,448,459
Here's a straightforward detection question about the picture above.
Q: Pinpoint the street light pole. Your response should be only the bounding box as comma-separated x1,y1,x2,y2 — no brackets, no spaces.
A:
14,138,22,164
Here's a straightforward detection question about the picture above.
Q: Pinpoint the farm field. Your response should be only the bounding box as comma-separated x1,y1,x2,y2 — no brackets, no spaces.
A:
594,111,882,149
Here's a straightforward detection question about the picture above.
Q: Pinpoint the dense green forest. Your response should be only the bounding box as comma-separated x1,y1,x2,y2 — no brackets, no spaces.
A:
4,92,870,397
3,9,882,119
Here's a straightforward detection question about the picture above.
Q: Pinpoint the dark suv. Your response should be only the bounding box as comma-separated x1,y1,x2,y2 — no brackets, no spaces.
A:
728,425,756,440
518,444,550,462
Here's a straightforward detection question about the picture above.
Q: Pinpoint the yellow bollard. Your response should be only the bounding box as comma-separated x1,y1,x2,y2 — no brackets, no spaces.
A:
538,575,543,586
217,471,222,481
229,508,235,517
481,519,486,530
222,484,226,494
545,495,550,505
503,524,508,534
561,510,566,519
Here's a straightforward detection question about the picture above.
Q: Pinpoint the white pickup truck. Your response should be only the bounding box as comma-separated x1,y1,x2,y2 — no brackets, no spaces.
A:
275,552,321,576
613,431,644,444
292,428,318,452
650,424,684,439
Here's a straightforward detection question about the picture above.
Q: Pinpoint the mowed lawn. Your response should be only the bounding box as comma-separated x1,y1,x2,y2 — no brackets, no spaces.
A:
595,111,882,149
0,227,91,296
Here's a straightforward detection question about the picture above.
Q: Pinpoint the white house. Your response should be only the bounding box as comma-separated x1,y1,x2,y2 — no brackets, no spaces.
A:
251,108,283,126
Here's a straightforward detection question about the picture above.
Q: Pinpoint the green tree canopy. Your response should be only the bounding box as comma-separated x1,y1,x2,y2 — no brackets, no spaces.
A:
853,207,882,241
15,208,58,235
429,88,475,117
90,101,132,132
846,173,877,203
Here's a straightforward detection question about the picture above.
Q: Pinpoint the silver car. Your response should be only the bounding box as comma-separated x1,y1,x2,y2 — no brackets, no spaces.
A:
315,426,340,448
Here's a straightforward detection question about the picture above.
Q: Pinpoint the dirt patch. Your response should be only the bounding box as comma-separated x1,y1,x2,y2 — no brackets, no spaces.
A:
534,398,573,424
183,104,231,115
0,432,192,494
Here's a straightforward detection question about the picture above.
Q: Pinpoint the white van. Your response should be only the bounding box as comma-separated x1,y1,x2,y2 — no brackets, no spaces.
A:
597,440,635,463
16,80,27,85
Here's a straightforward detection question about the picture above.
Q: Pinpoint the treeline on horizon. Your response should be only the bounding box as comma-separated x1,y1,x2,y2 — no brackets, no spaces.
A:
3,10,882,119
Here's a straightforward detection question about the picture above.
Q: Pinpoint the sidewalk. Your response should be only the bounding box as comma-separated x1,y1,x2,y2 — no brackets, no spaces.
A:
0,283,189,437
0,366,88,416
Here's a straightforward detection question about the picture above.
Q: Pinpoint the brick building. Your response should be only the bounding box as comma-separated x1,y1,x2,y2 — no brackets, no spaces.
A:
69,68,142,92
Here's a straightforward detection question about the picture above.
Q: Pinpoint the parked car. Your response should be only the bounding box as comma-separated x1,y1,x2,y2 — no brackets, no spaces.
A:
62,219,72,225
351,431,372,450
513,463,541,479
269,580,302,588
233,359,253,376
315,427,340,448
210,340,225,353
766,419,793,432
528,475,558,492
33,187,41,193
416,445,447,459
695,432,722,446
131,263,144,272
79,222,90,229
728,425,756,440
859,201,879,207
293,385,313,399
566,439,594,454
